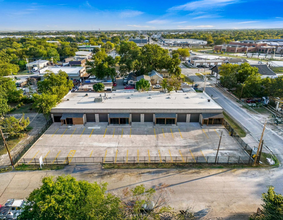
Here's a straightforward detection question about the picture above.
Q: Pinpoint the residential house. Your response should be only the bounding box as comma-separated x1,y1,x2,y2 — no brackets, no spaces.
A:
148,70,163,85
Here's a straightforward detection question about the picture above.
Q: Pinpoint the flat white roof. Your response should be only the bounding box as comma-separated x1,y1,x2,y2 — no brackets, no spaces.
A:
42,67,83,75
27,60,49,65
75,51,92,56
52,91,222,110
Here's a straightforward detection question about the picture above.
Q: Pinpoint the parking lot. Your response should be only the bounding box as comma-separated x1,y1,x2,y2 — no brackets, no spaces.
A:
21,122,248,164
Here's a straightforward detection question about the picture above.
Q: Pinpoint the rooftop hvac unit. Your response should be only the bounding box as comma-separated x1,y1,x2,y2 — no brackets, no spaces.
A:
94,97,103,103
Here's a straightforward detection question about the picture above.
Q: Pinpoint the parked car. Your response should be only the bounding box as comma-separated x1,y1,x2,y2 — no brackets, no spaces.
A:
153,84,162,89
124,85,135,89
113,82,117,87
2,199,26,219
246,99,256,103
0,206,11,220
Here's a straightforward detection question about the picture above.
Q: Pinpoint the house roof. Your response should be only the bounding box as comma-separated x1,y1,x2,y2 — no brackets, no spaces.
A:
127,72,137,81
136,75,151,81
202,113,224,119
148,70,163,79
211,64,276,76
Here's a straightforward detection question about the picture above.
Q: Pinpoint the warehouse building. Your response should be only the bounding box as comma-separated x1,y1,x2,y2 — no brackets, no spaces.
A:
50,92,224,126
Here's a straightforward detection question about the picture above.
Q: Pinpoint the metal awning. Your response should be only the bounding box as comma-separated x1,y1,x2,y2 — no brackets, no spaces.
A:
155,113,177,118
202,113,224,119
109,113,130,118
60,113,84,120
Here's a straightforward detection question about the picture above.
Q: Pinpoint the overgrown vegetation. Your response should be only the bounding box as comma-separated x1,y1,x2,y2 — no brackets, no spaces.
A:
223,112,246,137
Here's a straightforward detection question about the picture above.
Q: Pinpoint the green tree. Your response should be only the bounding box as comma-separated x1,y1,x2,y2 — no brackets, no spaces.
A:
0,97,10,116
38,71,73,102
168,77,182,92
0,115,30,138
161,79,168,92
33,93,58,118
0,76,23,102
92,47,100,53
237,63,259,83
173,48,190,61
136,78,150,91
19,176,122,220
250,186,283,220
93,83,105,92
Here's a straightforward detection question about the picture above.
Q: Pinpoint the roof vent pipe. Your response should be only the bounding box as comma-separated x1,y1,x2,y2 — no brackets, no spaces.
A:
208,99,210,102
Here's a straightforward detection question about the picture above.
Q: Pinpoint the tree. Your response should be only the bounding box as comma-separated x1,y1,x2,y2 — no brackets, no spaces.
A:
37,71,73,102
0,97,10,116
0,115,30,138
173,48,190,61
250,186,283,220
136,78,150,91
161,79,168,92
33,93,58,118
237,62,259,83
168,54,181,77
168,77,182,92
92,47,100,53
0,76,23,102
19,176,122,220
93,83,105,92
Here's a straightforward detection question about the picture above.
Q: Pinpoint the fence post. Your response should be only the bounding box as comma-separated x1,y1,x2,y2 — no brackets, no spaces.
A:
238,156,240,164
228,156,230,164
34,158,36,165
196,156,198,163
56,157,58,165
23,158,25,164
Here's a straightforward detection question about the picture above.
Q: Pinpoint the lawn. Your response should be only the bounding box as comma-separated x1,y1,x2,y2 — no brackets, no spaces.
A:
17,70,31,75
223,112,246,137
10,103,37,114
270,67,283,73
0,135,25,156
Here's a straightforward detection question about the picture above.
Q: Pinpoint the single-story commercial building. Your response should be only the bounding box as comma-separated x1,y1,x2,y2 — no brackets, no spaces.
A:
26,60,50,70
50,92,224,126
78,45,101,52
211,64,277,79
41,67,87,80
75,51,92,61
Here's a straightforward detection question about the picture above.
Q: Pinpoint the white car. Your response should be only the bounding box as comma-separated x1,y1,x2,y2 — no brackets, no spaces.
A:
153,84,162,89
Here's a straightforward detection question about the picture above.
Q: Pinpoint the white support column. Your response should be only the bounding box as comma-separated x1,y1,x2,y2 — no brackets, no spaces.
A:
83,114,87,124
51,114,54,122
153,114,156,124
141,114,144,123
95,114,99,123
129,114,132,125
186,114,191,123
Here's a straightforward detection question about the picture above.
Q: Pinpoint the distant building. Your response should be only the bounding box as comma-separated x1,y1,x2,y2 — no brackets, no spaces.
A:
211,64,277,79
75,51,92,61
41,66,87,80
69,59,86,67
162,39,207,46
46,41,60,45
191,58,247,67
26,60,50,70
78,45,101,52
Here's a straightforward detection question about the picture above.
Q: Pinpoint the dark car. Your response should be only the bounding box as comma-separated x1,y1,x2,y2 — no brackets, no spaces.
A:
0,206,11,220
113,82,117,86
124,85,135,89
246,99,256,103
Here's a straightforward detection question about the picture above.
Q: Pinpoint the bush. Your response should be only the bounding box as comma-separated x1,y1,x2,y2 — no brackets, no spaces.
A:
93,83,105,92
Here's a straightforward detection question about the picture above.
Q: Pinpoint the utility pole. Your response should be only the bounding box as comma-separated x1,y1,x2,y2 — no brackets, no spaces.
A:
203,76,207,92
0,127,14,168
215,131,223,164
239,83,245,101
253,121,267,166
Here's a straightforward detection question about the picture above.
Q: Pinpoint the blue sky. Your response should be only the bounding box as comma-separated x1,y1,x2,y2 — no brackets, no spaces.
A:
0,0,283,30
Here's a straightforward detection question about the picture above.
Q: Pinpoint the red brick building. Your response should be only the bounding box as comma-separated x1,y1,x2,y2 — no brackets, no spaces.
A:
214,41,275,53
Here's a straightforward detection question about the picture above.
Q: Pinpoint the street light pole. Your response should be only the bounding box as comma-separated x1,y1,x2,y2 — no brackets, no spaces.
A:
215,131,223,164
0,127,14,169
253,121,267,166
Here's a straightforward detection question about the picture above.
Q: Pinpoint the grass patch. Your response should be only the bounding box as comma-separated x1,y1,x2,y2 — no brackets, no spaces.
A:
17,70,30,75
180,74,193,84
103,163,252,169
195,73,204,80
0,164,66,173
0,136,25,156
10,103,36,114
223,112,246,137
270,67,283,73
259,153,280,167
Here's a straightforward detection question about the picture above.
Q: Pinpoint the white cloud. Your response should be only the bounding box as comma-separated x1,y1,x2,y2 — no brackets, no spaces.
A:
177,25,214,29
197,25,214,28
174,21,187,24
193,15,220,19
237,21,257,24
120,10,143,18
84,1,92,8
147,19,169,24
169,0,239,11
127,24,154,28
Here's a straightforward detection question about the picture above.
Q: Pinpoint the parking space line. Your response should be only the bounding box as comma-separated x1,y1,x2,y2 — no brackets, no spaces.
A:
121,129,123,138
52,151,61,164
71,128,77,137
80,128,85,137
179,150,185,162
90,150,93,157
113,128,115,137
64,150,76,163
202,129,209,139
130,128,131,137
162,129,165,138
61,129,67,137
158,150,162,162
103,150,107,163
114,149,118,163
89,129,94,138
103,128,107,138
126,150,128,163
52,128,59,137
214,129,220,138
148,150,151,162
154,129,156,138
168,150,173,162
178,129,183,138
137,150,139,162
170,129,174,138
201,150,207,162
190,149,196,163
28,151,39,164
43,151,50,160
